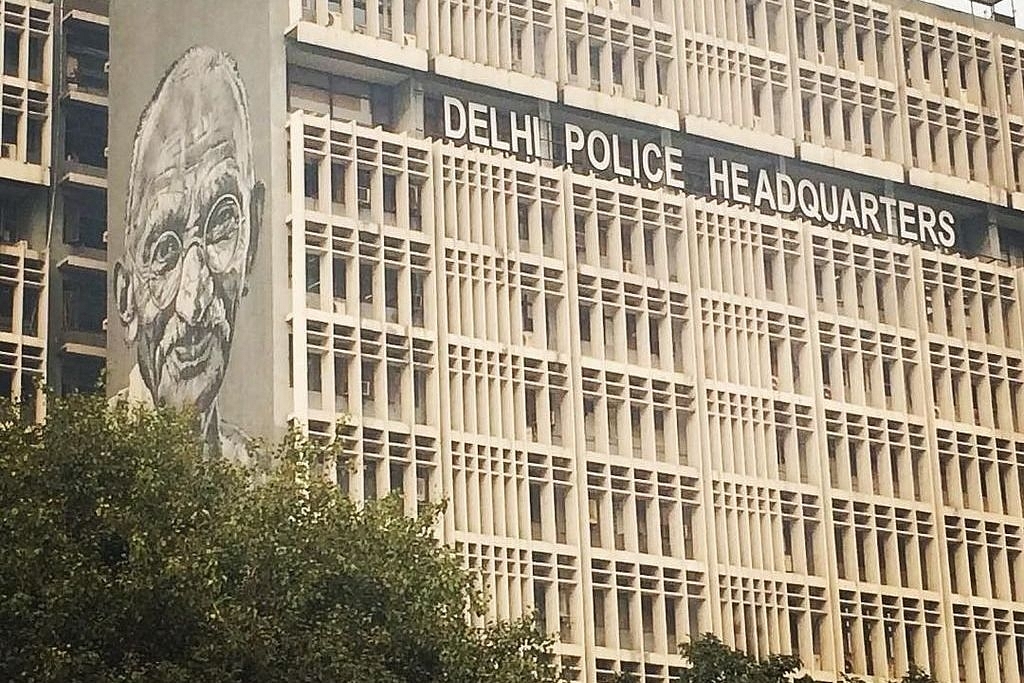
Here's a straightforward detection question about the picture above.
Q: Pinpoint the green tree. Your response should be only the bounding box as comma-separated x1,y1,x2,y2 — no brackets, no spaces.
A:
677,633,811,683
841,663,940,683
0,394,563,683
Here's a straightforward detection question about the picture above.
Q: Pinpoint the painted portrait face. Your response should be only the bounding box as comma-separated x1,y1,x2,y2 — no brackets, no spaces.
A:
115,47,263,416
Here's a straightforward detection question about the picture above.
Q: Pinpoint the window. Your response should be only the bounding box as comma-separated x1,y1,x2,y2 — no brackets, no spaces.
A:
636,500,648,553
361,360,376,401
334,356,349,399
307,352,323,393
306,252,321,302
4,29,19,77
360,262,374,310
383,174,397,222
589,43,602,87
27,34,43,82
408,182,422,230
568,39,579,78
357,169,372,213
413,368,427,424
363,458,377,500
332,257,347,301
523,297,534,333
353,0,367,29
331,162,346,206
384,267,400,322
529,483,543,540
410,271,425,326
660,503,673,555
304,160,319,201
22,287,38,336
589,496,602,546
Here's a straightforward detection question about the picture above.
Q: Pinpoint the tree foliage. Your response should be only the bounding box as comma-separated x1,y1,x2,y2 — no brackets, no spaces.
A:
0,394,563,683
679,634,941,683
677,634,807,683
841,663,940,683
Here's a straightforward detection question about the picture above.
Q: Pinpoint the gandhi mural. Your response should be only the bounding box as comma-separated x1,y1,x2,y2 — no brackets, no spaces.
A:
113,46,264,460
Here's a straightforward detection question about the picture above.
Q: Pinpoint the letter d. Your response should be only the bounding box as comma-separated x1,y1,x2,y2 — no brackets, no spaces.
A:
444,96,467,139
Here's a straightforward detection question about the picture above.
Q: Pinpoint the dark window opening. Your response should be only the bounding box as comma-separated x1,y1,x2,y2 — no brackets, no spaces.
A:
0,283,14,331
61,356,104,395
21,286,38,336
332,257,346,301
4,30,20,77
64,188,107,249
383,174,397,223
62,272,106,335
27,34,43,82
410,271,425,326
64,103,108,169
304,160,319,201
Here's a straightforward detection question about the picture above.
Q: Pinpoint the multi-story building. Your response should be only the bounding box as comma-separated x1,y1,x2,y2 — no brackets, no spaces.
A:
0,0,107,415
50,0,108,395
107,1,1024,682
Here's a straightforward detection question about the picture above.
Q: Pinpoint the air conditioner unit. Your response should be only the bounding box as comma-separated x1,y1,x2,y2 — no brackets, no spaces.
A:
357,186,371,206
101,317,108,331
101,230,108,244
412,294,424,309
102,61,110,74
771,375,780,391
0,143,15,159
623,259,633,274
361,380,373,397
752,115,762,129
657,93,669,107
818,51,827,64
823,386,833,400
612,84,624,96
403,32,417,47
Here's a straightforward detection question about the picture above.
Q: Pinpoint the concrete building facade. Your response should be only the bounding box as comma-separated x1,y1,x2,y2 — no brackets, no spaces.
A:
0,0,108,418
108,0,1024,682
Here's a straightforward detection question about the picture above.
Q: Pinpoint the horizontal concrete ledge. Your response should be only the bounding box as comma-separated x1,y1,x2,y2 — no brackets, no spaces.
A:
434,56,558,102
62,8,108,26
60,170,106,189
908,167,1008,205
799,143,903,183
58,254,106,272
292,22,428,73
0,159,48,187
685,117,794,157
61,342,106,358
65,88,108,109
564,85,680,130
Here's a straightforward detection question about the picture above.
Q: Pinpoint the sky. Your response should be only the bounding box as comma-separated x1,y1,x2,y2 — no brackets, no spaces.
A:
924,0,1024,27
